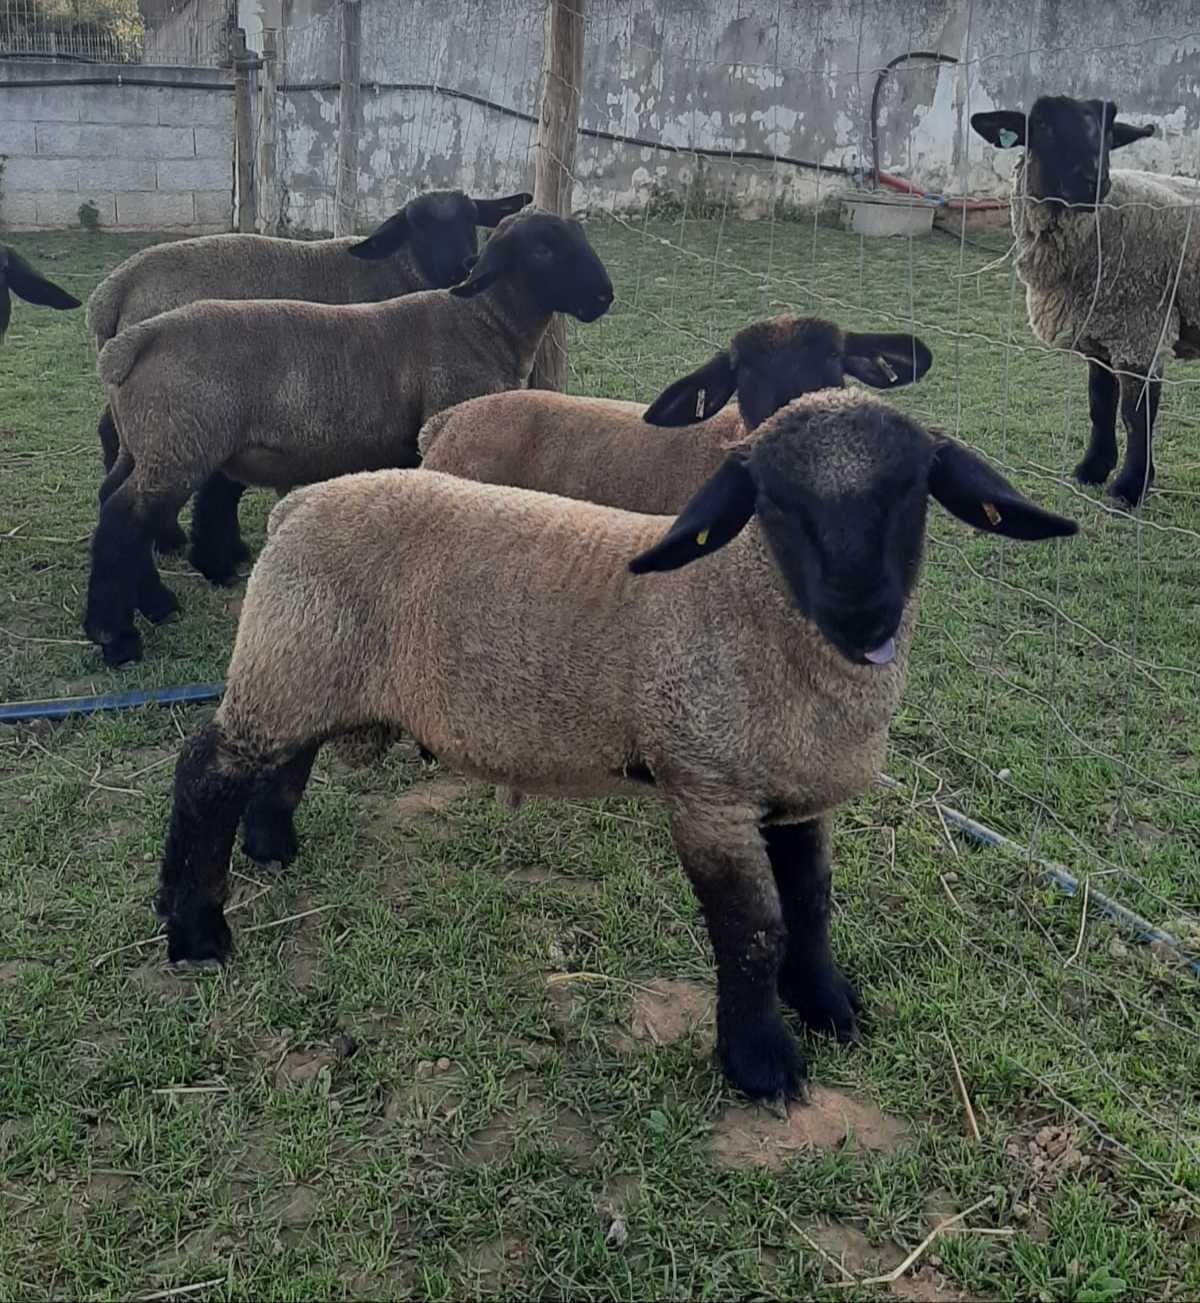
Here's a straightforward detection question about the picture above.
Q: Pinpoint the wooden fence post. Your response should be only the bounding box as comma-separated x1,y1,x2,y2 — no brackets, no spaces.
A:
231,28,258,233
256,27,280,234
529,0,584,392
333,0,361,237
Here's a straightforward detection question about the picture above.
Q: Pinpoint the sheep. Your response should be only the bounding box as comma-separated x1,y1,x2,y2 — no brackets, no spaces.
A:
419,316,933,512
0,245,80,343
83,209,613,668
87,189,531,555
155,385,1076,1101
971,94,1198,506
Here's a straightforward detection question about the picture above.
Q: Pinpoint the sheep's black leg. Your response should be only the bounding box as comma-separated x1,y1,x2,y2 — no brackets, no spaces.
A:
84,482,156,666
157,722,262,963
240,744,319,867
189,473,250,585
669,810,804,1099
135,501,183,625
1109,369,1160,507
1074,358,1119,486
763,818,860,1043
98,409,186,552
97,404,120,475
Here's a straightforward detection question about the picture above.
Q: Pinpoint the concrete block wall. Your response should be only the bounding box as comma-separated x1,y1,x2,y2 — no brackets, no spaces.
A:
0,62,235,231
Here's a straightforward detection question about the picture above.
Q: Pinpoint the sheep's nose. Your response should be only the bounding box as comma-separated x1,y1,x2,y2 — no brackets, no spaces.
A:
596,286,614,307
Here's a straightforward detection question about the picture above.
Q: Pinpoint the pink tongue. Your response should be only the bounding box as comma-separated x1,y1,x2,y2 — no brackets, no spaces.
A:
864,637,896,666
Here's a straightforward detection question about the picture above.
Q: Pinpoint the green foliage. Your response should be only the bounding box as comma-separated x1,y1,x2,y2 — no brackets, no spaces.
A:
77,199,101,232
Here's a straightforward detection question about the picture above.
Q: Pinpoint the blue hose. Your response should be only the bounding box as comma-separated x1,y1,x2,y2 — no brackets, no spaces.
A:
0,682,224,722
878,775,1200,978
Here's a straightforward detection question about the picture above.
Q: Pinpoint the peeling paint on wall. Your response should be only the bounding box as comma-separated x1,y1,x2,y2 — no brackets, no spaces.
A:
246,0,1200,232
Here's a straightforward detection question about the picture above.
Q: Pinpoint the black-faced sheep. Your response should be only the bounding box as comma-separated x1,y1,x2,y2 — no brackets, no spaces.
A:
0,245,81,343
87,189,531,555
419,316,933,512
156,385,1075,1101
971,94,1197,506
83,209,613,667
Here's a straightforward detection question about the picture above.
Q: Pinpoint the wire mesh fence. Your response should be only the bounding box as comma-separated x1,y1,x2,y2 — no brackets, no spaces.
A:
0,0,234,66
241,0,1200,1197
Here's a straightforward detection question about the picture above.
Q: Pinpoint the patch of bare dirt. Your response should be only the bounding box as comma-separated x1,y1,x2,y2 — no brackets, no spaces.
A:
390,775,472,820
462,1234,528,1291
269,1183,319,1229
0,960,46,982
804,1224,970,1300
1006,1123,1091,1191
629,978,714,1050
711,1087,908,1169
505,864,601,895
269,1037,355,1089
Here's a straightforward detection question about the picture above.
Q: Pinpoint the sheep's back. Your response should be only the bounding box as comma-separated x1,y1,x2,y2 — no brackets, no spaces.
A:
87,233,421,345
421,388,740,513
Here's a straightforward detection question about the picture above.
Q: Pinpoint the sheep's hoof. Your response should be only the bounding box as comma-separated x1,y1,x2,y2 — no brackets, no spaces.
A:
98,628,143,667
1107,471,1152,508
165,901,232,965
1073,455,1116,487
188,544,241,588
779,963,862,1044
138,587,181,626
718,1010,807,1100
240,808,298,868
153,522,189,555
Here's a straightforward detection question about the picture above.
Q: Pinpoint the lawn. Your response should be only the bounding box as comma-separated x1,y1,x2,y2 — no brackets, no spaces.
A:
1,213,1198,1302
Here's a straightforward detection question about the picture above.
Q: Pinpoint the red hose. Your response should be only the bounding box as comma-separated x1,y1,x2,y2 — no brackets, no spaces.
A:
876,169,1008,211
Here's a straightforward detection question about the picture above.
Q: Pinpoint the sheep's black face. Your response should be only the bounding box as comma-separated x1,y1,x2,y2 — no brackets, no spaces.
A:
511,213,615,322
1024,96,1116,209
732,319,849,430
407,191,483,288
752,423,931,667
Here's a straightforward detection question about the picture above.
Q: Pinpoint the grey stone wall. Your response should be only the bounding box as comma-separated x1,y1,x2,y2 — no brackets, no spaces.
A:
0,62,234,231
238,0,1200,232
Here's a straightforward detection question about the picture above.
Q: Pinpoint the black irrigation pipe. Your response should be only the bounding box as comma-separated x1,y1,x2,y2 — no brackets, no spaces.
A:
278,78,856,176
0,72,233,90
868,51,959,183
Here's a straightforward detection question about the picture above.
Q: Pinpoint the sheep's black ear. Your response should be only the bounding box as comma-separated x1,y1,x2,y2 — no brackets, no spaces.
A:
1112,120,1155,149
629,456,756,573
970,110,1026,148
842,332,933,388
4,249,80,309
928,439,1078,541
0,286,11,343
348,211,410,260
450,228,509,297
472,192,532,227
642,351,738,426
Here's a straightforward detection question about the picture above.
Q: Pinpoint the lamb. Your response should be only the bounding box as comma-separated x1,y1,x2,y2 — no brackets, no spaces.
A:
971,94,1198,506
419,316,932,512
87,188,531,554
83,209,613,667
156,385,1076,1101
0,245,80,343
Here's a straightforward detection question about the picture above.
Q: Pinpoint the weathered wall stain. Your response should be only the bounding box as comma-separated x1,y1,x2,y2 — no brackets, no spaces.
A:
238,0,1200,232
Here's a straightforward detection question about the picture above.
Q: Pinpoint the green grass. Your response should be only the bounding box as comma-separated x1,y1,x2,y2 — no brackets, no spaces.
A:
1,218,1198,1301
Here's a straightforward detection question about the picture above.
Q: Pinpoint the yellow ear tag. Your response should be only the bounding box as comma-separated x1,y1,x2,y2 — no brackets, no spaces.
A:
982,501,1002,526
695,388,706,419
696,528,710,546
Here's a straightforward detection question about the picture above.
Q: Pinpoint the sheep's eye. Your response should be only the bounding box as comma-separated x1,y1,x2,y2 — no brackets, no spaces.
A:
532,243,554,263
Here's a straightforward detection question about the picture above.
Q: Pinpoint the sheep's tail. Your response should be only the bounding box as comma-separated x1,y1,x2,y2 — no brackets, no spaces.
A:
96,318,158,387
85,269,127,350
416,408,452,458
